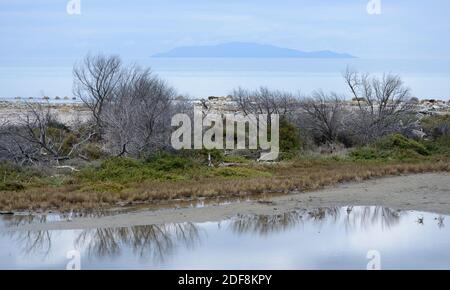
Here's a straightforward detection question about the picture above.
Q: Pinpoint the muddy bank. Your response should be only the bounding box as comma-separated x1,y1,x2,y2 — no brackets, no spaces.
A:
10,173,450,231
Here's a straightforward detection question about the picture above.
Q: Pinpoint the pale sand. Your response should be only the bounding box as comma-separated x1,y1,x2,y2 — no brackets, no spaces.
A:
0,103,91,126
12,173,450,231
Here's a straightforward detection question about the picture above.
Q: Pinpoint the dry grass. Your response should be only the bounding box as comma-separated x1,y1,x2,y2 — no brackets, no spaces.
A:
0,158,449,213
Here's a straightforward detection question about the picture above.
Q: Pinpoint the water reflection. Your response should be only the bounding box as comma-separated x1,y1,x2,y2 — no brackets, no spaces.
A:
3,222,202,263
1,215,57,257
75,223,201,262
342,207,402,232
0,206,449,269
437,216,445,228
229,207,404,236
231,212,303,235
9,230,53,257
1,214,54,228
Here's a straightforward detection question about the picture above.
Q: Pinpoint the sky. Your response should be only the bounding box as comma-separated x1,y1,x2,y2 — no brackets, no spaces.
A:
1,0,450,62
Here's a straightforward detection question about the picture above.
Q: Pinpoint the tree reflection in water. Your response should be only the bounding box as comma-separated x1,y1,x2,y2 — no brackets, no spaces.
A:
229,206,404,236
2,215,53,257
1,206,447,262
342,206,402,233
75,223,202,262
231,212,304,236
2,222,202,262
1,214,51,228
437,216,445,229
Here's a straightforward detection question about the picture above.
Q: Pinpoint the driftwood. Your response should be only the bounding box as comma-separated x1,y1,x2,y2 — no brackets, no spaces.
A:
53,166,80,172
218,162,242,167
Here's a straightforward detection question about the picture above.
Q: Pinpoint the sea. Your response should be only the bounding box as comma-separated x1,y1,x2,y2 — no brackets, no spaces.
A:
0,58,449,101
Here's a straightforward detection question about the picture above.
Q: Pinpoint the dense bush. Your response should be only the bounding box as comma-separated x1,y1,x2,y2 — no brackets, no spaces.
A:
146,153,196,171
74,153,272,192
423,134,450,155
349,147,380,160
279,119,302,154
76,154,200,185
0,182,25,191
0,162,46,191
82,143,104,160
375,134,429,156
350,134,431,160
77,157,159,184
421,115,450,139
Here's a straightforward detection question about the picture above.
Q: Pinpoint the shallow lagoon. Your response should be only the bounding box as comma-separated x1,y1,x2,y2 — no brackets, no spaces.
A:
0,206,449,270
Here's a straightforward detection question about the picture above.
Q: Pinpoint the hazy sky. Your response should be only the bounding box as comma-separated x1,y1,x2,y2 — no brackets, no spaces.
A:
0,0,449,61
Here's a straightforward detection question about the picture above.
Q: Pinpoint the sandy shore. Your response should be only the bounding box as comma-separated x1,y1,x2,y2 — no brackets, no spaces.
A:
0,101,91,126
11,172,450,231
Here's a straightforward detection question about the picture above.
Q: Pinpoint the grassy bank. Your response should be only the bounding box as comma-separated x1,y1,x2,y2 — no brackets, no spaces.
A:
0,158,448,213
0,134,449,213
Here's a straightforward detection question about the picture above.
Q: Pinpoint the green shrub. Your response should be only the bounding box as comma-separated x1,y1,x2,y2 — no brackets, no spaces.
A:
423,134,450,155
435,134,450,150
0,182,25,191
77,155,197,184
421,115,450,138
101,157,141,170
223,155,250,164
47,120,70,132
82,143,104,160
77,157,156,183
45,176,69,187
147,153,195,171
279,119,301,154
186,149,225,165
0,162,44,185
214,167,270,178
350,147,380,160
389,148,423,160
376,134,429,156
350,134,431,160
61,133,79,155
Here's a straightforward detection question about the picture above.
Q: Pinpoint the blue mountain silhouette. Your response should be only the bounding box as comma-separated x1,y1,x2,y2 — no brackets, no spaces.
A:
152,42,356,58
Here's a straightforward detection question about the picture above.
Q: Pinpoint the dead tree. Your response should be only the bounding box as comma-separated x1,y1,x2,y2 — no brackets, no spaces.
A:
343,68,416,143
73,54,178,157
101,65,176,157
1,102,95,165
299,91,346,144
73,54,123,132
232,87,300,119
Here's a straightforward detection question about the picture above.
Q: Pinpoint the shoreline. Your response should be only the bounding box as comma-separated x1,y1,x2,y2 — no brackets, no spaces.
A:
0,100,91,126
10,172,450,231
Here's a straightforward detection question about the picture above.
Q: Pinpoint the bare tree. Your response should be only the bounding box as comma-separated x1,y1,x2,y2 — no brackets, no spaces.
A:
232,87,300,118
343,68,416,143
100,65,177,157
73,54,178,157
0,119,35,164
299,91,346,144
73,54,123,131
1,102,95,165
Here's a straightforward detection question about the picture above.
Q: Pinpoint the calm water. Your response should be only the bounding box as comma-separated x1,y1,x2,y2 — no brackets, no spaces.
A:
0,206,449,270
1,58,450,99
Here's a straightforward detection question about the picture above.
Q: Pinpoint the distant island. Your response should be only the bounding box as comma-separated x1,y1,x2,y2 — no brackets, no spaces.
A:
152,42,356,58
